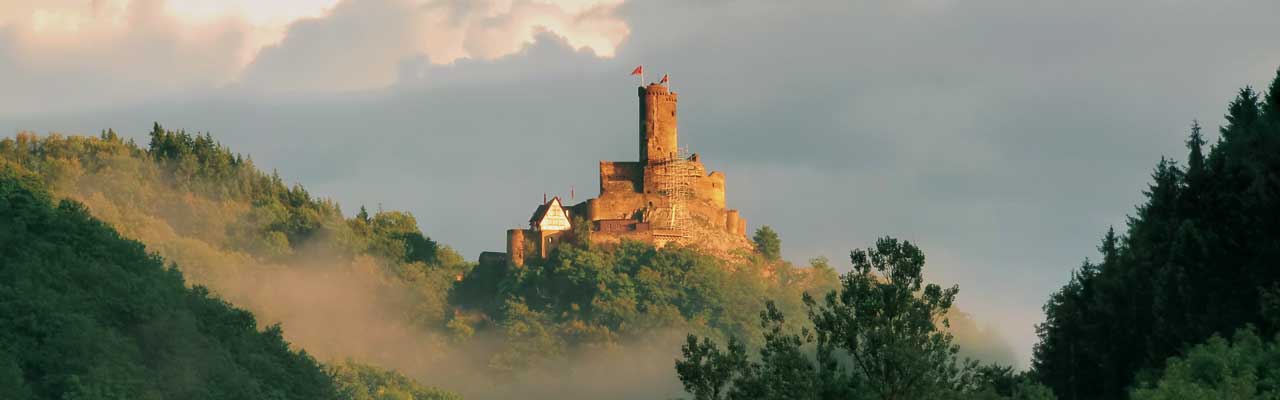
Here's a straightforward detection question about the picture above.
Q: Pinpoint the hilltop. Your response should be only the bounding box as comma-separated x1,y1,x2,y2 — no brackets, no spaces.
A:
0,124,1014,399
492,83,756,268
0,166,457,400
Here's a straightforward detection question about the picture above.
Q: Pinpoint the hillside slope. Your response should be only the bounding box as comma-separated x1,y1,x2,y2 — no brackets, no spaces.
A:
0,167,342,399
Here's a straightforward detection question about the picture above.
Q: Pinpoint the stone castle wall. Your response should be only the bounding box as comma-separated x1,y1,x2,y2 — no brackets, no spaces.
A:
693,170,726,209
599,161,642,194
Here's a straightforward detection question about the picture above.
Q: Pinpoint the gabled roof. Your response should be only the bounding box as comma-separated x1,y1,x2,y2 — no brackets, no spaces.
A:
529,196,563,224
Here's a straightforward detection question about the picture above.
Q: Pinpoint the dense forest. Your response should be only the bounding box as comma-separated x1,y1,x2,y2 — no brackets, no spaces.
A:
0,167,456,399
1031,68,1280,399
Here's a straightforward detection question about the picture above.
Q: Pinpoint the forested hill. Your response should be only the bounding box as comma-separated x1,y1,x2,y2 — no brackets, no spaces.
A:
0,166,461,400
0,167,341,398
1033,68,1280,399
0,127,465,399
0,123,1013,399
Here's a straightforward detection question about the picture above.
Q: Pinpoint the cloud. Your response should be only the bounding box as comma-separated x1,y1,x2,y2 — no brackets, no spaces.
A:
0,0,628,106
0,0,252,113
238,0,627,92
237,0,422,93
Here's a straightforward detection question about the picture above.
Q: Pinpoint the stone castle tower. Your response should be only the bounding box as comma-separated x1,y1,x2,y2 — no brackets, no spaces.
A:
640,84,679,163
486,82,754,267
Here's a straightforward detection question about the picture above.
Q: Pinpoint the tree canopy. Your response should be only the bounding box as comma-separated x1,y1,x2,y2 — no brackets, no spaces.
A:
753,226,782,261
1128,327,1280,400
0,167,341,399
674,237,1051,400
0,127,466,399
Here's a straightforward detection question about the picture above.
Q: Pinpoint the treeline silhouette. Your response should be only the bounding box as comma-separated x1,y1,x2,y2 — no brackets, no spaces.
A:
1032,68,1280,399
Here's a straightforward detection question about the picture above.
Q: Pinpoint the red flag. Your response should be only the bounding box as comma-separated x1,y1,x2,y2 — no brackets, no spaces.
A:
630,65,643,76
660,74,669,84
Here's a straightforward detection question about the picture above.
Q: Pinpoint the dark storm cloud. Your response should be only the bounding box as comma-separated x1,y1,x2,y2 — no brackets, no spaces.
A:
4,0,1280,366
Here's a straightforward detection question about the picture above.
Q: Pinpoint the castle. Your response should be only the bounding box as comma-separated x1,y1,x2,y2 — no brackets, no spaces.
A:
487,82,754,267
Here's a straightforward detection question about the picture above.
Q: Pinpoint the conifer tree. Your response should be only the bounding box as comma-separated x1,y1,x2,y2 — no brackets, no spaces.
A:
753,225,782,261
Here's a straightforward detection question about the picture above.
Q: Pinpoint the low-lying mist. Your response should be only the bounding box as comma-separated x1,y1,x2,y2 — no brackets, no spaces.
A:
203,251,689,400
130,207,1016,399
20,138,1020,399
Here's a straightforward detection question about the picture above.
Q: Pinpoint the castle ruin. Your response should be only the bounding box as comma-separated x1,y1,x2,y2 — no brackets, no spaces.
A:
491,83,754,267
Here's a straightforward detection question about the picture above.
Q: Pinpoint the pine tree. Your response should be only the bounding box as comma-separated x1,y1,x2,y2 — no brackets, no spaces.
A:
1264,67,1280,121
752,226,782,261
358,205,371,223
1185,121,1207,186
148,122,166,159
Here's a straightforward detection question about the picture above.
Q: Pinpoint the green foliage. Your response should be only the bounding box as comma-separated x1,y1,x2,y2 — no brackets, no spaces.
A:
570,215,592,248
0,167,342,399
676,335,748,400
0,126,447,268
0,127,466,326
674,237,1031,400
488,301,567,373
331,361,461,400
364,211,440,265
752,225,781,261
1033,66,1280,399
1,127,466,397
451,238,840,371
445,318,475,343
808,237,973,399
965,365,1056,400
676,301,836,400
1130,327,1280,400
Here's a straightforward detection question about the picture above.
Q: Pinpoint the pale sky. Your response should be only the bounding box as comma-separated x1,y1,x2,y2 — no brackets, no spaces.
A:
3,0,1280,368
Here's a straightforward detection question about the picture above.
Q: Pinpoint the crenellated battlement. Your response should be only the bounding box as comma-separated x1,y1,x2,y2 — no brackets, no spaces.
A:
639,85,678,104
639,83,675,94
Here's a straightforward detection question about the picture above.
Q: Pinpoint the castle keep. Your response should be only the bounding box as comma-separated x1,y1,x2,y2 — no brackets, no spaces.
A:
493,83,753,267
